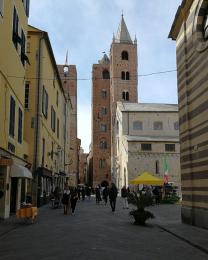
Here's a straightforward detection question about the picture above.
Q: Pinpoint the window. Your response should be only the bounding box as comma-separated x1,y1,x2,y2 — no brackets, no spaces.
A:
122,91,129,101
101,90,107,99
99,159,106,169
42,138,45,166
0,0,4,17
21,29,28,66
100,140,107,149
154,121,163,130
22,0,30,17
42,86,48,118
141,143,152,151
12,7,20,49
121,71,125,80
121,51,128,60
56,91,59,106
156,160,159,174
24,82,29,108
174,121,179,130
51,142,54,160
165,144,175,152
64,66,69,76
9,96,16,137
101,107,107,115
121,71,130,80
100,124,107,132
57,118,59,138
102,70,110,79
133,121,143,130
51,106,56,132
18,108,23,143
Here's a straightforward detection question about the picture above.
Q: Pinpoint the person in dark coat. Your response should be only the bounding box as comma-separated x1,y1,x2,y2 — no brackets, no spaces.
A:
109,183,118,212
102,186,109,205
70,187,78,213
95,185,102,204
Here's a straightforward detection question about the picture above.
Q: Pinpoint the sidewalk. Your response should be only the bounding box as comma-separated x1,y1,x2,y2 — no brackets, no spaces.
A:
149,204,208,254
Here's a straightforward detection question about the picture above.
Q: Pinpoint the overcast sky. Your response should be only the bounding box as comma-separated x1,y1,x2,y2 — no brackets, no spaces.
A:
29,0,181,152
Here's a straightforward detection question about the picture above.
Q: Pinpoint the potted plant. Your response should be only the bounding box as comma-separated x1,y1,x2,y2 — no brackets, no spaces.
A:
128,191,154,225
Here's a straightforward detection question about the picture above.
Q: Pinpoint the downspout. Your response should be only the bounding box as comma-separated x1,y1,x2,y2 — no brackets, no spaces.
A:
33,33,44,206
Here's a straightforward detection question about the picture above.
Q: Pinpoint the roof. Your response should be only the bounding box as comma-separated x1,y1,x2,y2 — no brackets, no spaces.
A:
117,102,178,112
115,15,132,44
124,135,179,143
28,25,66,100
168,0,194,40
98,54,110,64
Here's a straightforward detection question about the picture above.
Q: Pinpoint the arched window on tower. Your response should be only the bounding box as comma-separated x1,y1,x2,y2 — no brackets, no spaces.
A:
102,70,110,79
63,66,69,77
122,91,129,101
121,71,125,80
100,139,107,149
122,51,128,60
126,71,130,80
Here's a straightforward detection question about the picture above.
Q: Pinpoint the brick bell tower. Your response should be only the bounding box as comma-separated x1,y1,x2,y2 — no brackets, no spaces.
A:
110,15,138,182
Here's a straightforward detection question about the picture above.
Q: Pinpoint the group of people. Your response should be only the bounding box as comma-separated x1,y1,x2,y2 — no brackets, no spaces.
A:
50,183,131,214
50,185,78,215
95,184,130,212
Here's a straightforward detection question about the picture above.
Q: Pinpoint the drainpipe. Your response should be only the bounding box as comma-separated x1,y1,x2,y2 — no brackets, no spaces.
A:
32,33,44,206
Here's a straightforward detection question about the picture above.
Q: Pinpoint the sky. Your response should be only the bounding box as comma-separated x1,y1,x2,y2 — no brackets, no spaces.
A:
29,0,182,153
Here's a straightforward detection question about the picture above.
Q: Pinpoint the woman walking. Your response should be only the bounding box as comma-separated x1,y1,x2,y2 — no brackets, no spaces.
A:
62,186,70,214
109,183,118,212
70,187,78,214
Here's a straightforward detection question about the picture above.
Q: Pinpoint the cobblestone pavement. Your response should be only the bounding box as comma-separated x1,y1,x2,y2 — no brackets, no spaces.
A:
0,198,208,260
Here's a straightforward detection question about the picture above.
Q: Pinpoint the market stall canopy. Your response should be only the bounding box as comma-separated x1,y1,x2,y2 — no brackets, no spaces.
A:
10,164,33,179
129,171,163,186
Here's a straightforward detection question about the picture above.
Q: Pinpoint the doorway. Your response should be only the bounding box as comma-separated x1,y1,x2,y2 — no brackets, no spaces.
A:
10,178,18,213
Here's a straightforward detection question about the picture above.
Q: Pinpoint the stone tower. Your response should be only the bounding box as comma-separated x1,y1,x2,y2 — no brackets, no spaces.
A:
91,54,111,186
58,62,78,186
91,15,138,186
110,14,138,113
110,15,138,182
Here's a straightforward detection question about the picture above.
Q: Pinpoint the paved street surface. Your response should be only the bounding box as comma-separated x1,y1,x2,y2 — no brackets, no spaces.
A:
0,197,208,260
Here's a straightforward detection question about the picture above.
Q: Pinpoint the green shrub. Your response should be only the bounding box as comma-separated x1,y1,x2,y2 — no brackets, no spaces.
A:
127,192,154,225
161,195,180,204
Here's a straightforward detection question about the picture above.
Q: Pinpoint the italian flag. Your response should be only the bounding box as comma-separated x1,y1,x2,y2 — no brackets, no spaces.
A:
163,157,169,184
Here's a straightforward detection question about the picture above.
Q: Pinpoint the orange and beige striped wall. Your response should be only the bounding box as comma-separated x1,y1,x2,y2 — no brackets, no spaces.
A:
169,0,208,228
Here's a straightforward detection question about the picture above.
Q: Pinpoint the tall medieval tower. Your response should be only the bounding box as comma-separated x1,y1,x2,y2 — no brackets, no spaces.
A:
58,62,78,186
92,15,138,186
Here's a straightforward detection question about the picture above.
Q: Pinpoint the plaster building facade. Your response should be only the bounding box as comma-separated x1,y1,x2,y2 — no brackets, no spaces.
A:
114,103,181,192
25,26,71,207
169,0,208,228
0,0,32,219
91,15,138,187
58,63,78,187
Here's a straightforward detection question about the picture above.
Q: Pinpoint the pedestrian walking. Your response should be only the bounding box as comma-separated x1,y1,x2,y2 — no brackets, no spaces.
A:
70,187,78,214
109,183,118,212
121,185,129,209
86,186,91,200
102,186,109,205
62,186,70,214
81,186,85,200
95,185,102,204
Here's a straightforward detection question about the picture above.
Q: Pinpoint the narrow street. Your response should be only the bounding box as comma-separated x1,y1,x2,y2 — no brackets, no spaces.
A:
0,198,207,260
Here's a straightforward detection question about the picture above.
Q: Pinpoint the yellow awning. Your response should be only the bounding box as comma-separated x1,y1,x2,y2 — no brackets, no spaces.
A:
129,171,163,186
